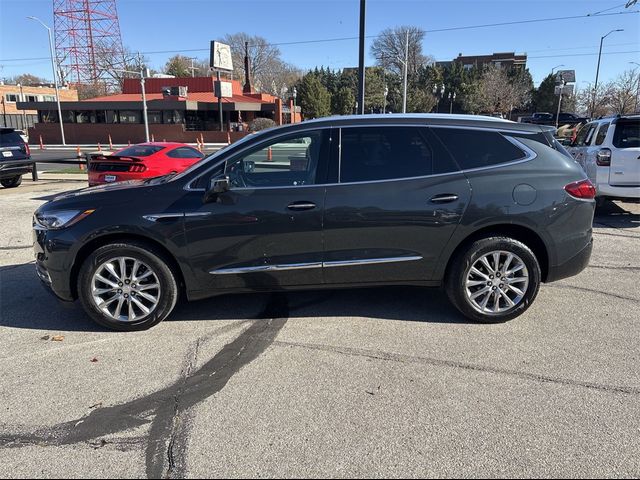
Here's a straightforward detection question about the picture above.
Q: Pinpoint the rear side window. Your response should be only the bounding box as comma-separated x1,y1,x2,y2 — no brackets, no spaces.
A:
594,123,610,146
339,126,456,183
116,145,165,157
166,147,203,159
613,120,640,148
432,128,526,170
0,131,23,145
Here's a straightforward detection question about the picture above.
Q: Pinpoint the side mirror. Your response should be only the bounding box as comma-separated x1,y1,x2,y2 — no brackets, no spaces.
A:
203,175,230,203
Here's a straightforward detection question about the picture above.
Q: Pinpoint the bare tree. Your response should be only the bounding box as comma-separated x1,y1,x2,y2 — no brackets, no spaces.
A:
607,69,639,114
472,65,530,115
371,26,431,77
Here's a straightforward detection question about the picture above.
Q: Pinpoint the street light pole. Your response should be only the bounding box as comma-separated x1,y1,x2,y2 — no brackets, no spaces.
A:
27,16,66,145
551,64,565,76
112,66,150,142
591,29,624,118
383,85,388,114
630,62,640,113
292,86,297,123
402,30,409,114
555,73,565,129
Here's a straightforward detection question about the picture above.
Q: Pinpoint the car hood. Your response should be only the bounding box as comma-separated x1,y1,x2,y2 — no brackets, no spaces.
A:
53,179,150,200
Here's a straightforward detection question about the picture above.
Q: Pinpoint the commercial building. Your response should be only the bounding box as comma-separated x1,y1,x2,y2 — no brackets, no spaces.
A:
436,52,527,71
18,76,300,144
1,83,78,130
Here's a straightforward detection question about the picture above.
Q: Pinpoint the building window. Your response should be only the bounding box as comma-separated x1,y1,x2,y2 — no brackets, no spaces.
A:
4,93,18,102
163,110,183,124
148,110,162,123
106,111,118,123
119,110,141,123
39,110,59,123
43,95,56,102
63,110,76,123
25,95,38,102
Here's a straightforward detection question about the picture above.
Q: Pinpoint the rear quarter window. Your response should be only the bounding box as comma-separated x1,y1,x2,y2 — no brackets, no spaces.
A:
613,121,640,149
116,145,165,156
432,128,526,170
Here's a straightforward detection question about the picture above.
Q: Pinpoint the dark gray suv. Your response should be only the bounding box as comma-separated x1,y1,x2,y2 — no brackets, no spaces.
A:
0,127,32,188
33,114,595,330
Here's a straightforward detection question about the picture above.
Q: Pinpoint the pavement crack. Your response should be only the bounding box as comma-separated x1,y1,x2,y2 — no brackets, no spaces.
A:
0,245,32,251
272,340,640,396
546,283,639,303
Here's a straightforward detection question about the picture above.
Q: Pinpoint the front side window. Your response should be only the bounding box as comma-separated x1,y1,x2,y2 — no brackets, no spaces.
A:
432,128,526,170
573,123,595,147
339,126,442,183
224,130,327,189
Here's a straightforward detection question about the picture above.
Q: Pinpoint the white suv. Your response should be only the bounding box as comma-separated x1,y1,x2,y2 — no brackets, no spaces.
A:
567,115,640,204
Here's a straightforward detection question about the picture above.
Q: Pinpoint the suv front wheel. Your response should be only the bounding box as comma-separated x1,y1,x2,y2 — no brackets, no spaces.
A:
78,242,179,330
446,237,541,323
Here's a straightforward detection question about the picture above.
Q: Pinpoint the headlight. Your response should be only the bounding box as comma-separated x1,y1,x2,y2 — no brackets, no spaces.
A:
34,209,95,230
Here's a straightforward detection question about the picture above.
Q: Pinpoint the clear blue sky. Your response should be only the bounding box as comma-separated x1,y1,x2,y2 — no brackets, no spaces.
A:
1,0,638,90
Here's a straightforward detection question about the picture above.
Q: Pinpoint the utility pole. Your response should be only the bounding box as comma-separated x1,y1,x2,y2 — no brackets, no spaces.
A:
402,29,409,114
357,0,366,115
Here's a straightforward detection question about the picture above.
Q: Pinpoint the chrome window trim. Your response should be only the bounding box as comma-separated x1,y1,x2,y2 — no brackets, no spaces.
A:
143,212,212,221
209,255,423,275
186,124,538,192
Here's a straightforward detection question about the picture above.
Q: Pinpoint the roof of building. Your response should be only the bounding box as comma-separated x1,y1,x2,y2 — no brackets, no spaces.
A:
82,92,272,104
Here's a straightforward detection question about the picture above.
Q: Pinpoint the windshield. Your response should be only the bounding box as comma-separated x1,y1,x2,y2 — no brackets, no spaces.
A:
116,145,165,157
171,131,266,181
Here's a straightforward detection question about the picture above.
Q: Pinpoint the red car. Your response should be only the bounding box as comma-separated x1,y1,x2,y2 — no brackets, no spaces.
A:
88,142,204,186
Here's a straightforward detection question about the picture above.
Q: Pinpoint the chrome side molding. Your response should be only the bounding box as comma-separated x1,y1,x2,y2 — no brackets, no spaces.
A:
210,255,422,275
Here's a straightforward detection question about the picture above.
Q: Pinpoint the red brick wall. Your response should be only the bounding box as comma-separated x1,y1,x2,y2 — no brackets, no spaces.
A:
29,123,249,145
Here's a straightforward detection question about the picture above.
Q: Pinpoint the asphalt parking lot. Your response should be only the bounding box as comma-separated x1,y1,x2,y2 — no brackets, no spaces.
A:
1,176,639,478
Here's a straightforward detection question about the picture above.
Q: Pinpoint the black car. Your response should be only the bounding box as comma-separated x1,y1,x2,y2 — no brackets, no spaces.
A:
0,127,32,188
33,114,595,330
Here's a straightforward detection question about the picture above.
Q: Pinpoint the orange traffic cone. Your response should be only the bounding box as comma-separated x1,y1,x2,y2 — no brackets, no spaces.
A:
97,142,102,152
151,134,155,142
200,133,204,146
163,138,166,142
77,146,85,171
227,130,231,145
39,135,45,150
108,134,113,151
266,146,273,162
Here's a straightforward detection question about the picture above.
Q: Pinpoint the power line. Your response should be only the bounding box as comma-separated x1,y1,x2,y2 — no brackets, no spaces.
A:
528,49,640,59
1,9,637,63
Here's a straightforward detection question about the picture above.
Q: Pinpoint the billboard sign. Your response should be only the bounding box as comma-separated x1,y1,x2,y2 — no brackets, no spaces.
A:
210,41,233,71
556,70,576,83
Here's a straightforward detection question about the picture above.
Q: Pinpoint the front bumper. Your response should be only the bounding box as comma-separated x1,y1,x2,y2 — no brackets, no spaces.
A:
34,227,76,301
546,238,593,283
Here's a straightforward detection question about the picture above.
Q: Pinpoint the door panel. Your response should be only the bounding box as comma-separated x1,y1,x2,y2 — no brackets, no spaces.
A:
323,175,470,283
609,120,640,186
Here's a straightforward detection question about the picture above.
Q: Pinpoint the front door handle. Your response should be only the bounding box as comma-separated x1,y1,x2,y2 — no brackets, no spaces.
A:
287,201,317,211
430,194,459,204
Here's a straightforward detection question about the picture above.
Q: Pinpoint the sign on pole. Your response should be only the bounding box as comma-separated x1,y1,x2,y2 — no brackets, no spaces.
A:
556,70,576,83
210,41,233,71
215,81,233,98
554,85,574,96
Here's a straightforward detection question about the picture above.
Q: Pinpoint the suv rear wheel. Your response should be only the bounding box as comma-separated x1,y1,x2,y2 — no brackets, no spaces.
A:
446,237,541,323
1,176,22,188
78,241,179,331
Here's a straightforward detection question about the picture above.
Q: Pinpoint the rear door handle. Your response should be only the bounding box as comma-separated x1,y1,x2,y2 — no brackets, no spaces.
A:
430,194,459,204
287,201,317,211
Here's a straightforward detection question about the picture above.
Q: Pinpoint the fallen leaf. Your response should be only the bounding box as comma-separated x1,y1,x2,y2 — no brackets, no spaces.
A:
40,335,50,341
90,357,98,363
89,402,102,409
51,335,64,342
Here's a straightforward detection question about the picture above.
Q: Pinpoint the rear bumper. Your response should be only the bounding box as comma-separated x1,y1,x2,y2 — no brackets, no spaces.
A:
0,160,32,179
546,238,593,283
597,183,640,199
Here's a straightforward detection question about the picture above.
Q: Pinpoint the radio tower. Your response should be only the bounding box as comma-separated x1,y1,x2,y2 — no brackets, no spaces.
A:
53,0,125,88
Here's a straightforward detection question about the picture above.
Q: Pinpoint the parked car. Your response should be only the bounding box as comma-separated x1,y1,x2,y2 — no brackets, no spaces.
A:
566,115,640,205
0,127,32,188
520,112,553,124
34,114,595,330
520,112,589,127
88,142,204,186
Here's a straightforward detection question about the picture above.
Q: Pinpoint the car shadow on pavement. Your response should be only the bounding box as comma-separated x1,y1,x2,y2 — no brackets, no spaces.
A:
1,263,470,332
593,201,640,230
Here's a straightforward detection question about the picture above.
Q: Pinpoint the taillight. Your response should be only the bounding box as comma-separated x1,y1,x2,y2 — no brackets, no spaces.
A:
129,164,147,173
596,148,611,166
25,143,30,156
564,179,596,199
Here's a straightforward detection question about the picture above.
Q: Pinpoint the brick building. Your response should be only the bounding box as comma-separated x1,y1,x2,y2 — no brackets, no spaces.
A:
436,52,527,71
18,76,301,144
0,83,78,130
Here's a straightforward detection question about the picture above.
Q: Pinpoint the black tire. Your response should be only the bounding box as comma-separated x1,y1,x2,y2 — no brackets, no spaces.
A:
1,176,22,188
445,236,541,323
78,241,178,331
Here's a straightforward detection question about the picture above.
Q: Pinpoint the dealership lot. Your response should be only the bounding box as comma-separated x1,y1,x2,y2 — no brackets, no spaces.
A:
1,177,639,478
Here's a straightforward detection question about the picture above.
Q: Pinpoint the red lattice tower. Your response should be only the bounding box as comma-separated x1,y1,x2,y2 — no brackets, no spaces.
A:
53,0,125,86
